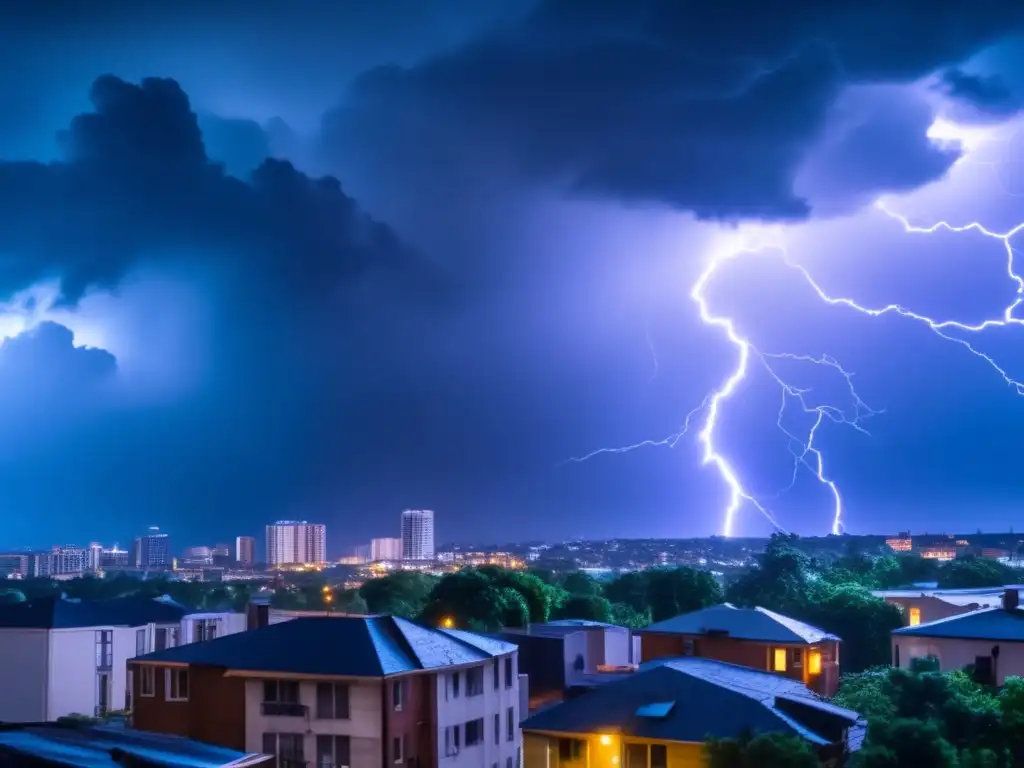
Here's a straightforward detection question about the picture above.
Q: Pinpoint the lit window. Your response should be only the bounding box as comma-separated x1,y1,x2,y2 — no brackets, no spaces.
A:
909,608,921,626
773,648,787,672
808,651,822,676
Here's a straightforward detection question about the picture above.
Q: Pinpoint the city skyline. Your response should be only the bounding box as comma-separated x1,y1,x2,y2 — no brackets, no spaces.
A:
1,5,1024,543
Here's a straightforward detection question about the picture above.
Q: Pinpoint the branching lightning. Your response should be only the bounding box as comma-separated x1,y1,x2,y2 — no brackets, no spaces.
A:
567,192,1024,537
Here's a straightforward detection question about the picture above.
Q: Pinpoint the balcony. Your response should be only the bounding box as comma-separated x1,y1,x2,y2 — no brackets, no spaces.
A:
261,701,307,717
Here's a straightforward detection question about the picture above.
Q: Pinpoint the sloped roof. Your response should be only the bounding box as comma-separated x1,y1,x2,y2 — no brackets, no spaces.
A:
522,657,858,745
0,721,269,767
640,604,839,644
0,596,186,629
894,606,1024,641
134,616,516,677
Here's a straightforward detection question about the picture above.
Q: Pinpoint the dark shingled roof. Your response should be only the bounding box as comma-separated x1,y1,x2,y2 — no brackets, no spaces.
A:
0,596,187,629
0,721,269,767
522,657,859,746
640,603,840,644
894,607,1024,641
134,616,516,677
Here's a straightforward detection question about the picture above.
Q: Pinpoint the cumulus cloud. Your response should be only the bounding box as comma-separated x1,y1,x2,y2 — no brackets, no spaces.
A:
0,75,422,306
326,0,1024,220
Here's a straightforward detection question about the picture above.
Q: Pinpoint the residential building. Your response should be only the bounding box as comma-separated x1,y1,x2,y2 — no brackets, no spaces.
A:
0,596,187,721
371,537,403,562
236,536,256,566
0,553,29,579
636,603,841,697
0,721,271,766
873,586,1004,627
100,545,130,568
134,528,172,569
521,658,864,767
401,509,435,561
130,615,523,767
498,620,640,709
50,545,87,576
265,521,326,567
892,588,1024,685
885,532,912,552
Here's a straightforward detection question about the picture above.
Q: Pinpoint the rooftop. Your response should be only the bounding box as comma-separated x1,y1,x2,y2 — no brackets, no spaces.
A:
0,596,187,629
894,606,1024,641
522,657,861,746
0,721,269,767
873,587,1009,609
640,603,839,644
134,615,516,677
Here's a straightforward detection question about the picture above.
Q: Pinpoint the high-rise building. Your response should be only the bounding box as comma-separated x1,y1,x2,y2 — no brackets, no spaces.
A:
371,537,402,562
236,536,255,566
87,543,103,572
99,546,129,568
401,509,435,561
50,546,86,575
265,521,326,567
183,546,213,566
134,528,171,569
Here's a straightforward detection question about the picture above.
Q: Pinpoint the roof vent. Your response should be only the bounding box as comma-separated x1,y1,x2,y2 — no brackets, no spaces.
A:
1004,589,1019,611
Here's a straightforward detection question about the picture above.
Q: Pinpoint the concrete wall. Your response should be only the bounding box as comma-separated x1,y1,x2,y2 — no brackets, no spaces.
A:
893,635,1024,684
179,612,247,644
0,628,49,721
244,677,383,766
437,655,521,768
46,626,136,719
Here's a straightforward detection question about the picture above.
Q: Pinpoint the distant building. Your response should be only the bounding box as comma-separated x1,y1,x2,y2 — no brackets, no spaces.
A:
134,528,172,569
182,546,214,566
87,543,103,572
636,603,842,697
130,615,522,766
874,586,1005,627
371,537,402,562
401,509,435,561
235,536,255,566
265,521,326,567
886,532,912,552
99,546,130,569
50,545,87,576
918,545,957,560
0,554,29,579
211,543,232,568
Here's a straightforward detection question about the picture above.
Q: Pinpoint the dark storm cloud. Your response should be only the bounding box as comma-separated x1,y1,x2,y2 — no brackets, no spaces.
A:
938,68,1024,117
328,0,1024,220
0,75,417,305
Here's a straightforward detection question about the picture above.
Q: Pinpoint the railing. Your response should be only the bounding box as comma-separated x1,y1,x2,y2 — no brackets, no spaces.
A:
261,701,308,717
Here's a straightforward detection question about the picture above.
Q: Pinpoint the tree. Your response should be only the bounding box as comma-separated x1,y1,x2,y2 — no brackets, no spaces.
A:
938,556,1019,589
477,567,558,623
610,602,650,629
556,595,613,623
358,571,437,618
726,534,815,613
706,732,818,768
602,571,650,613
854,718,958,768
644,567,722,622
560,571,601,597
419,571,530,631
802,582,903,673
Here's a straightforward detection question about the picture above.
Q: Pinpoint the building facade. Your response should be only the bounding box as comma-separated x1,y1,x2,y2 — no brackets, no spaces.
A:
370,537,402,562
134,529,172,569
401,510,435,561
236,536,255,566
130,615,522,768
266,521,326,567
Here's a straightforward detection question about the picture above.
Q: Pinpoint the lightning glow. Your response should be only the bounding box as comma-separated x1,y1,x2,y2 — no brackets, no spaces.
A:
567,126,1024,538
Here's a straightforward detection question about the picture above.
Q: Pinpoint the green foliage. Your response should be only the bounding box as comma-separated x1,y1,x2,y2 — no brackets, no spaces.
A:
706,732,819,768
555,595,613,623
938,556,1019,589
560,570,601,597
854,718,958,768
609,602,651,629
602,567,720,623
419,570,531,631
359,571,437,618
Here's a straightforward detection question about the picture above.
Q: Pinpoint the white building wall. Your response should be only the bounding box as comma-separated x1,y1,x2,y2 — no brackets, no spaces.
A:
243,677,383,764
437,655,521,768
601,627,632,667
0,628,49,721
894,635,1024,684
179,612,247,644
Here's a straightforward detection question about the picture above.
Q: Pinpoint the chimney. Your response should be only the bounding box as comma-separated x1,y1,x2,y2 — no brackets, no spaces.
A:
1003,588,1019,611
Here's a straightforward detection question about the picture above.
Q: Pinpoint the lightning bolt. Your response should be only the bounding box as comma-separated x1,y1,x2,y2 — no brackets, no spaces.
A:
567,190,1024,537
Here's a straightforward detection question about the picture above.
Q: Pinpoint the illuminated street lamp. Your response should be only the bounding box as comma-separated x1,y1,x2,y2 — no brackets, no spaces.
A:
440,616,455,629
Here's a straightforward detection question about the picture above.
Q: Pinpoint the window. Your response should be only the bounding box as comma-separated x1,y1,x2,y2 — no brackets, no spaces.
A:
557,739,583,761
166,668,189,701
95,630,112,670
909,607,922,626
650,744,667,768
494,713,500,745
493,661,500,689
808,650,822,675
467,666,484,696
507,706,515,741
504,656,513,688
136,628,147,656
140,666,155,697
262,680,304,716
682,639,695,656
506,759,513,768
894,645,901,668
125,671,133,713
96,671,110,717
975,655,995,685
392,679,404,711
316,682,350,719
155,627,169,651
444,725,461,755
772,648,787,672
316,735,351,768
264,733,304,768
465,717,484,746
393,736,404,764
624,743,667,768
194,619,218,641
451,671,460,698
790,648,803,667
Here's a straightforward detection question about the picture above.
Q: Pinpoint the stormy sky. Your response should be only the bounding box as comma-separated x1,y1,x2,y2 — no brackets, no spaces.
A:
2,0,1024,552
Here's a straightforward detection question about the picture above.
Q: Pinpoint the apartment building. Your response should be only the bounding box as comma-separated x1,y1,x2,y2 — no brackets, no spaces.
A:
130,615,523,768
0,596,248,722
266,521,326,567
635,603,842,697
522,658,864,767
